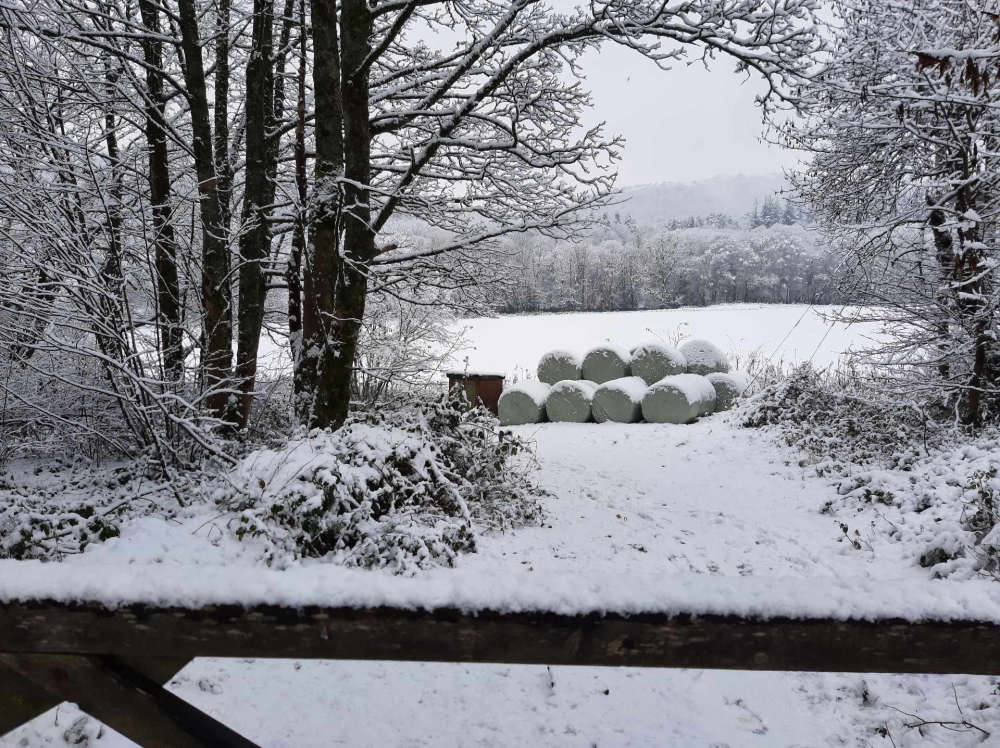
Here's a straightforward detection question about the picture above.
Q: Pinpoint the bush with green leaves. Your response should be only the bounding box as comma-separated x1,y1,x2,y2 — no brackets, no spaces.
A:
217,396,544,574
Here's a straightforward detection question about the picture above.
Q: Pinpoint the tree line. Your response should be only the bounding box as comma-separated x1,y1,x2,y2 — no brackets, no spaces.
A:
498,223,844,313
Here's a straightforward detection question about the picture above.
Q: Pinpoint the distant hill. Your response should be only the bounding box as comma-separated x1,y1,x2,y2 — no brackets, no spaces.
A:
606,173,788,225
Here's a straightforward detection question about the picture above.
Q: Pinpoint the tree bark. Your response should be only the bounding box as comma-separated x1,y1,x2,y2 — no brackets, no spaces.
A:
297,0,345,427
234,0,276,427
287,0,307,388
176,0,234,421
138,0,184,383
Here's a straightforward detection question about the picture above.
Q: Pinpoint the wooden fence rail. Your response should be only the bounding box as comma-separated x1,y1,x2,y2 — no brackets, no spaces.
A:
2,600,999,747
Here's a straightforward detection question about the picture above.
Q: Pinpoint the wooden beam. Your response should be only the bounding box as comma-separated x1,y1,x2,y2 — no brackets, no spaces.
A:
0,652,257,748
2,600,1000,674
0,657,60,737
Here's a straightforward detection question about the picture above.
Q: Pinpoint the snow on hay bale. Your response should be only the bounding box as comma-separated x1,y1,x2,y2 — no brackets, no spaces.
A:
628,343,687,385
706,372,750,412
537,350,582,385
581,345,631,384
679,339,730,375
592,377,647,423
498,382,550,425
641,374,717,424
546,380,599,422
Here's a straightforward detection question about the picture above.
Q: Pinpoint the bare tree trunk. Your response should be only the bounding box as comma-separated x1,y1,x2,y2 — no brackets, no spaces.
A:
296,0,344,427
323,0,374,429
287,0,307,384
138,0,183,383
234,0,275,426
176,0,233,421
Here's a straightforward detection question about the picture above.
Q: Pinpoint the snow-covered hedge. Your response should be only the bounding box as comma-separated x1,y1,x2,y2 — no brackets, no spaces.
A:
628,343,686,385
537,350,582,385
592,377,646,423
546,380,598,422
217,399,544,574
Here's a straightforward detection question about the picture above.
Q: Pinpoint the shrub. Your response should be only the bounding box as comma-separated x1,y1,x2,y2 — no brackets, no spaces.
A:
217,396,545,574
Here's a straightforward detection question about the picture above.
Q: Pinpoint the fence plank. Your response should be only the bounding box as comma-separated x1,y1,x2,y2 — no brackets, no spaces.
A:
0,653,257,747
2,600,1000,674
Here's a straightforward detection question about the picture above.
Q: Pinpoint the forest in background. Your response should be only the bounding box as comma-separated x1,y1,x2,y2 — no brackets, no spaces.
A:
496,195,843,313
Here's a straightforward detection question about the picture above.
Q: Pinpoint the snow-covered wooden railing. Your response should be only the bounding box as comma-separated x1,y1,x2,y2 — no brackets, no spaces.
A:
4,564,1000,746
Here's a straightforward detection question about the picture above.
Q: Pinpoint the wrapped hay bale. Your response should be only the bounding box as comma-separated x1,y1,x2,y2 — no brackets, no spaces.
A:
679,339,730,375
629,343,687,385
706,372,750,412
592,377,647,423
581,345,631,384
498,382,550,426
546,380,599,422
641,374,717,424
537,350,582,385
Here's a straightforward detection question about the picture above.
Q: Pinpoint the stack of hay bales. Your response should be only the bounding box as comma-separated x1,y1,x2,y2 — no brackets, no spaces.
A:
706,372,750,412
581,345,631,384
629,343,686,385
641,373,717,424
497,338,749,426
537,350,581,385
498,382,550,426
546,380,599,422
592,377,647,423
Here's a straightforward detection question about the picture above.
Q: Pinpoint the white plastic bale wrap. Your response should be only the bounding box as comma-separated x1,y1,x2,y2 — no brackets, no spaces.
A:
641,374,717,424
581,345,631,384
706,372,750,412
537,350,582,385
592,377,647,423
679,339,730,375
545,380,599,423
628,343,687,385
498,382,550,426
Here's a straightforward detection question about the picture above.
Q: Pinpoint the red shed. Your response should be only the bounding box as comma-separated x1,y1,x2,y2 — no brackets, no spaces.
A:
446,372,505,415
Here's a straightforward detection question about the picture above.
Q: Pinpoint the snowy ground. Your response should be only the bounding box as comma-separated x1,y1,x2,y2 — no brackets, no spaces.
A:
446,304,883,380
5,305,999,747
6,417,1000,746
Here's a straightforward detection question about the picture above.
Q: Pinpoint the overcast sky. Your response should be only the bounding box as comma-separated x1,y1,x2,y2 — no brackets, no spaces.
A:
578,44,802,186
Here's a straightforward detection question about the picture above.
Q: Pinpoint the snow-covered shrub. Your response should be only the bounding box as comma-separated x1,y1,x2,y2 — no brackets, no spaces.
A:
537,350,582,385
628,343,686,385
498,382,550,425
742,365,929,468
217,398,544,573
0,461,163,560
545,380,597,422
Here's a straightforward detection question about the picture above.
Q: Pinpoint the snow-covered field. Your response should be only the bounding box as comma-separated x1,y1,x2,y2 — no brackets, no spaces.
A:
446,304,883,379
6,305,999,748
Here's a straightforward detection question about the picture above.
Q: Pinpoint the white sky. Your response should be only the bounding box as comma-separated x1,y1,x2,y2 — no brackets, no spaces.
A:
578,44,802,186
